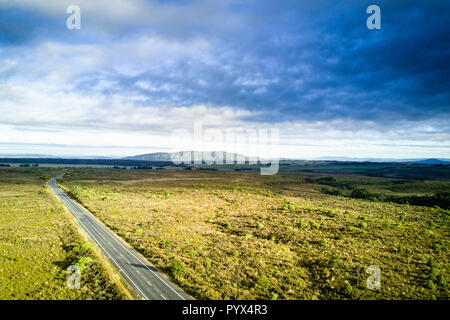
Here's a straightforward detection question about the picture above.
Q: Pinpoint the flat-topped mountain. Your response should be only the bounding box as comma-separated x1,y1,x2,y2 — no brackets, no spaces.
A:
123,151,251,163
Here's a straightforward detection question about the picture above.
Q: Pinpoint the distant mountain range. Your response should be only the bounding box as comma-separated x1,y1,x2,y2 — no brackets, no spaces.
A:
0,154,114,159
0,152,449,165
314,156,450,164
123,153,450,164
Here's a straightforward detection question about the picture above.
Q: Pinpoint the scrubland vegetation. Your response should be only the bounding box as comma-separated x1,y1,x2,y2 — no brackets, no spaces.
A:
0,168,127,299
58,168,449,300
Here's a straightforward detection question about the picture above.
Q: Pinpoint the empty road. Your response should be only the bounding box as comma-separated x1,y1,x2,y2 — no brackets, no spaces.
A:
49,175,191,300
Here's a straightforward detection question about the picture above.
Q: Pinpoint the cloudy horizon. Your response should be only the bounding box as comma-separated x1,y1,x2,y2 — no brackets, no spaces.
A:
1,0,449,159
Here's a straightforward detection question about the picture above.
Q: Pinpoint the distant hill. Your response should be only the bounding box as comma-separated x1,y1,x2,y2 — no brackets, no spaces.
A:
410,158,450,165
315,157,450,164
123,151,251,163
123,152,173,161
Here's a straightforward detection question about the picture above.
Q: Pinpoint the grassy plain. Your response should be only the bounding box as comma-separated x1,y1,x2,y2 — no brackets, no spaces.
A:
0,168,127,300
59,168,449,300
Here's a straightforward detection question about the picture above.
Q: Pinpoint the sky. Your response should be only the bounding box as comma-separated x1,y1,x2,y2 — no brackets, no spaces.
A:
0,0,449,159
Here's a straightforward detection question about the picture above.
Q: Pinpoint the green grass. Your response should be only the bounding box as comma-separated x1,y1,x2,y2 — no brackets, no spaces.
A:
59,168,449,300
0,168,128,300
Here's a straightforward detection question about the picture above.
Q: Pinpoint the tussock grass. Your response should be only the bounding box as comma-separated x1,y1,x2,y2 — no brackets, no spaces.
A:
60,168,449,300
0,168,127,300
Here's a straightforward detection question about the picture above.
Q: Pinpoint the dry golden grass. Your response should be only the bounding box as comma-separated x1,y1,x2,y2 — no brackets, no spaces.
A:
0,168,128,300
60,169,449,300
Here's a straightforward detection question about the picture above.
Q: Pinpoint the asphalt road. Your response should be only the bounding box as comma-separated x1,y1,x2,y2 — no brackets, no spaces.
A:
49,175,191,300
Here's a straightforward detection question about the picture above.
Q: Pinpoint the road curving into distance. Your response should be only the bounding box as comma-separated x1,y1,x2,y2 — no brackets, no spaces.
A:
49,174,191,300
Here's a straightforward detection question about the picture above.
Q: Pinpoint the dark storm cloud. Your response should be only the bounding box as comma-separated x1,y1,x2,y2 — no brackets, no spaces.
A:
0,7,52,44
0,0,449,130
